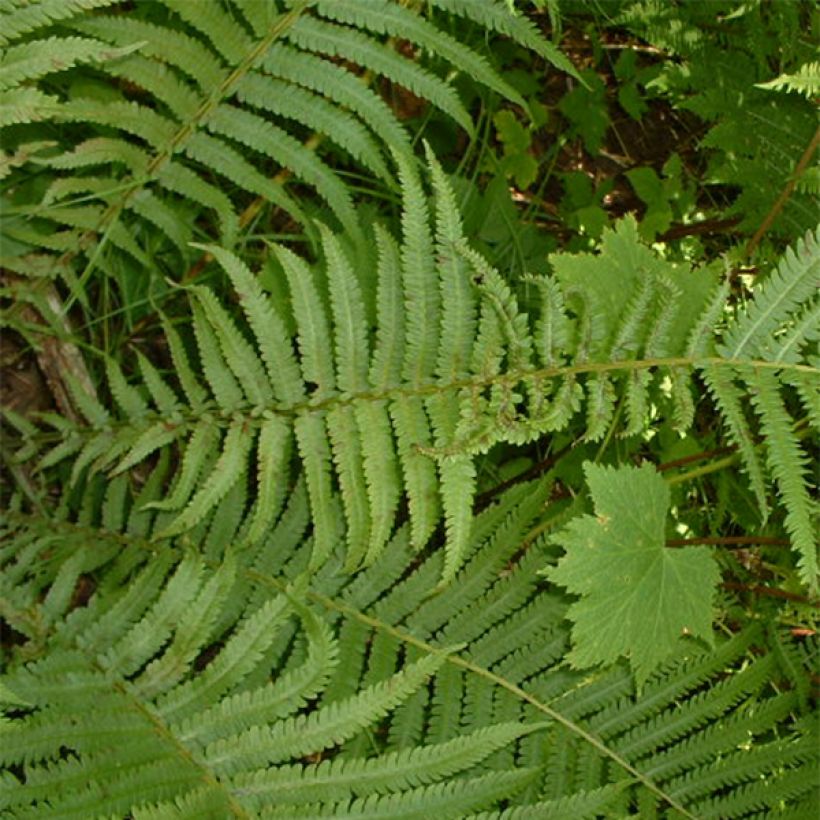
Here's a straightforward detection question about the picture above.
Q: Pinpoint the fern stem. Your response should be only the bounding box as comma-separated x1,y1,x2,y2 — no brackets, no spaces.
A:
664,451,742,486
10,356,817,451
108,675,253,818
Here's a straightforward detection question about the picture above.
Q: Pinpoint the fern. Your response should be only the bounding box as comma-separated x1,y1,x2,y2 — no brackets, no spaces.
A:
1,6,818,813
1,471,815,817
0,0,576,329
616,0,818,241
757,61,820,100
10,161,817,590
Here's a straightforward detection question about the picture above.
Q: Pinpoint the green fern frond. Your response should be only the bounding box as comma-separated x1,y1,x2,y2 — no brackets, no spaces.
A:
0,0,119,47
700,363,771,518
318,0,528,110
15,168,819,587
429,0,581,82
3,473,815,818
747,367,818,590
0,35,141,91
467,782,628,818
757,61,820,99
0,508,542,818
2,0,572,316
719,226,820,360
3,7,817,810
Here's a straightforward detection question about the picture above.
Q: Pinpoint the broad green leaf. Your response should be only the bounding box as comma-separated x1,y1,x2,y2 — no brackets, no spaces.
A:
546,462,719,685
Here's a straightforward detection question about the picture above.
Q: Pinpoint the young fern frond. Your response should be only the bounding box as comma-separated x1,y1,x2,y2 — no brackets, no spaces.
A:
757,61,820,100
12,164,819,588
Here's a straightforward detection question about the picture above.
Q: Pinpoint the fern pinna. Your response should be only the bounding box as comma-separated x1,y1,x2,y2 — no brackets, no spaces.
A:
1,471,816,817
10,153,818,593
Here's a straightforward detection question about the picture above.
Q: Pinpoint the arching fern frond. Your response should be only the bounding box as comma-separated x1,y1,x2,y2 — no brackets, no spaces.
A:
709,226,820,589
0,0,577,318
1,470,814,818
0,544,502,816
10,164,818,589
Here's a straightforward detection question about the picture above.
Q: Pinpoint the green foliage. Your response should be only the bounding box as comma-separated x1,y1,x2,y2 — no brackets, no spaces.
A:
11,172,818,593
1,475,816,818
558,69,609,155
757,61,820,100
547,463,720,684
494,109,539,189
1,1,818,817
618,0,818,239
625,157,694,242
1,0,575,327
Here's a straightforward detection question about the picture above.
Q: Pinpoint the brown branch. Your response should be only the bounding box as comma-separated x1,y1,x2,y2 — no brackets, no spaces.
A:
474,440,576,509
656,445,737,473
722,581,819,607
666,536,790,548
745,124,820,258
658,216,741,243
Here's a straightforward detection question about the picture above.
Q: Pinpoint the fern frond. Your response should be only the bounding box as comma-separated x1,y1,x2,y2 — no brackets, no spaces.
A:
467,782,627,819
429,0,581,81
747,367,818,590
0,36,140,90
268,769,539,818
286,15,474,133
719,226,820,360
0,86,58,127
0,531,540,816
159,422,253,539
757,61,820,99
700,364,770,519
2,0,570,307
236,72,393,182
0,0,119,46
15,168,820,587
318,0,528,109
1,470,817,817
